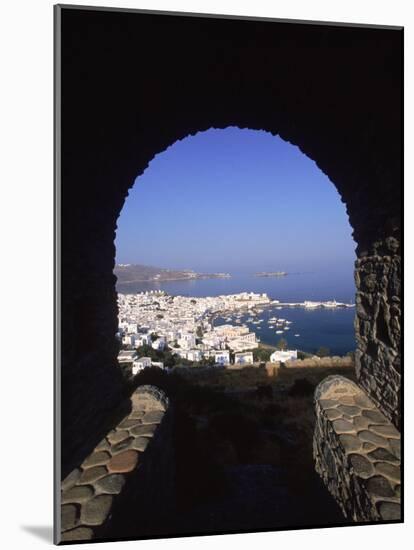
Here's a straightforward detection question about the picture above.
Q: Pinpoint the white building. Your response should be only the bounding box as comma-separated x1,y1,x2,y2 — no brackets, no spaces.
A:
178,333,196,349
186,349,202,362
228,332,258,352
135,333,152,347
118,350,137,364
212,350,230,366
270,349,298,363
132,356,152,375
152,337,166,351
122,334,137,347
234,352,254,365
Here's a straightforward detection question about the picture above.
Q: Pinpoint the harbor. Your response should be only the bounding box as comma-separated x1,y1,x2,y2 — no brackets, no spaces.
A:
270,299,355,309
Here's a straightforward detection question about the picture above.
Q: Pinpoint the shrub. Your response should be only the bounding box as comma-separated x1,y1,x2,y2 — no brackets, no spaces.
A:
253,347,272,362
316,346,330,357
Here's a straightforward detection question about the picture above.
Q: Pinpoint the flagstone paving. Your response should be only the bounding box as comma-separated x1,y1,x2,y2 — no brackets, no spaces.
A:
60,385,168,542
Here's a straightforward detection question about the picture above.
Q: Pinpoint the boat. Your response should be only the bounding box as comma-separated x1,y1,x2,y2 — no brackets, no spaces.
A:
294,334,300,337
276,330,283,334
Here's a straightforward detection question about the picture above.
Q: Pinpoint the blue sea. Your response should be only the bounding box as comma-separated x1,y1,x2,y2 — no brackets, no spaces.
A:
116,271,356,356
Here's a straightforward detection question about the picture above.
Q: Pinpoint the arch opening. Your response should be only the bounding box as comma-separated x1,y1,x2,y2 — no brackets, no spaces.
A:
115,127,358,359
111,127,362,529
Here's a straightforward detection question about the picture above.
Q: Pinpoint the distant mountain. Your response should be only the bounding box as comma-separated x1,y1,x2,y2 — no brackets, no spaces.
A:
114,264,231,284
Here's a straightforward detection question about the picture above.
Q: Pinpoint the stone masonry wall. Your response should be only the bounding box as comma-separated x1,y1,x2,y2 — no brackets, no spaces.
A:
313,376,400,522
354,237,401,429
266,356,353,377
59,385,174,543
285,356,354,368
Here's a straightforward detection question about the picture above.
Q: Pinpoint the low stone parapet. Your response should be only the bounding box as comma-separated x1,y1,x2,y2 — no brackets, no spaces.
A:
59,385,173,542
313,375,401,522
286,356,354,368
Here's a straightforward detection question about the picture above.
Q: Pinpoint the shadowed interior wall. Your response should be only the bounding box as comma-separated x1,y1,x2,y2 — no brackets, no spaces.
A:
58,7,402,470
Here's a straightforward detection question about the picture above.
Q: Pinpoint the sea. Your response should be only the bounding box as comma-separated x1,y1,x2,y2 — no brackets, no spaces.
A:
116,271,356,356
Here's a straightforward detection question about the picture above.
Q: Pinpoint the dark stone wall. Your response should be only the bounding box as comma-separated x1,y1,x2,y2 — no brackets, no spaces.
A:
355,238,401,429
58,7,402,469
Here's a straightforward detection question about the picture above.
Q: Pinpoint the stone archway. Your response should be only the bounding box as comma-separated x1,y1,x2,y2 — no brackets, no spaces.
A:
59,7,402,473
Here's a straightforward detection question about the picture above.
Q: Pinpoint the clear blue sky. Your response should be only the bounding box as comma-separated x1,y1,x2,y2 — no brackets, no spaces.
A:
115,128,356,274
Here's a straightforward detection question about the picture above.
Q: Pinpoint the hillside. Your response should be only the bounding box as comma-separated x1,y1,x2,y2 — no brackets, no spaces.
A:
114,264,230,284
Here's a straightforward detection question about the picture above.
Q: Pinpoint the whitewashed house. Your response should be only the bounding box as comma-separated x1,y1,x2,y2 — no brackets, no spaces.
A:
212,350,230,366
122,334,139,347
152,337,166,351
135,332,152,347
187,349,202,362
126,323,138,333
132,356,152,375
227,330,258,351
234,351,254,365
118,350,137,364
151,361,164,369
270,349,298,363
178,333,196,349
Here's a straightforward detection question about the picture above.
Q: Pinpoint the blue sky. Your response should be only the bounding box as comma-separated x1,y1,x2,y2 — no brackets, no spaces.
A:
115,128,356,274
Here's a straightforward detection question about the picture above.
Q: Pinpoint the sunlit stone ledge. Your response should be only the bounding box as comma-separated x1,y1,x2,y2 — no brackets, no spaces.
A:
313,375,401,522
60,385,171,542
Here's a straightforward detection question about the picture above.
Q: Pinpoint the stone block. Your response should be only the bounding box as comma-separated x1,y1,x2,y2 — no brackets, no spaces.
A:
81,494,113,526
107,450,139,473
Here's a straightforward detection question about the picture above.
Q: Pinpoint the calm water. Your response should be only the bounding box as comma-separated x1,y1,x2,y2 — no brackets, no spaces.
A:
116,271,356,355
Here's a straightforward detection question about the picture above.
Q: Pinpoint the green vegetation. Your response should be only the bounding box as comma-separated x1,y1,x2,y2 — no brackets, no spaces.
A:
316,346,330,357
134,344,215,370
134,344,180,368
252,346,272,362
297,350,313,359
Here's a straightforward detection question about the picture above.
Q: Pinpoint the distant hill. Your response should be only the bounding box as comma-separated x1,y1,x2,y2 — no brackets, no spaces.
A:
114,264,231,284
